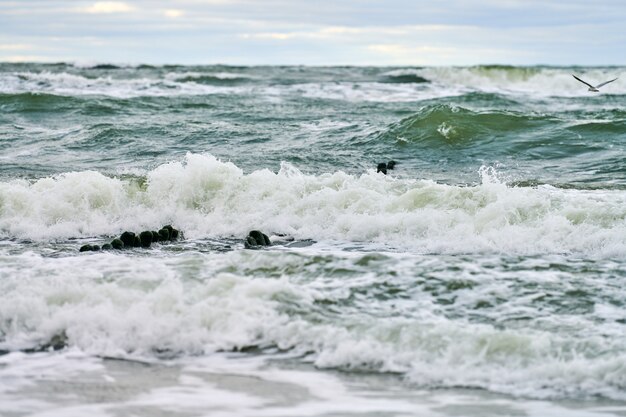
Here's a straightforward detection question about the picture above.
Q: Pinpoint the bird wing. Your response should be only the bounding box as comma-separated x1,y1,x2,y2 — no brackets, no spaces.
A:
572,74,595,88
595,77,618,88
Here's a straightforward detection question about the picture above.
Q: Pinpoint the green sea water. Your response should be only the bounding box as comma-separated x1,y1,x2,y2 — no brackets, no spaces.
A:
1,64,624,186
0,63,625,416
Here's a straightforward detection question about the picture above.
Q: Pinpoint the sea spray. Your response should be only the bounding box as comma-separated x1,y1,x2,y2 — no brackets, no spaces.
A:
1,153,624,256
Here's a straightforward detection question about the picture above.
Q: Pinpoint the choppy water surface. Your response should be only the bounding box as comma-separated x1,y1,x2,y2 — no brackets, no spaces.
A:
1,63,626,416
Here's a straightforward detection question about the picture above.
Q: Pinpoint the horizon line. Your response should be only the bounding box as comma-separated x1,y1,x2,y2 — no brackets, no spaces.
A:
1,61,624,68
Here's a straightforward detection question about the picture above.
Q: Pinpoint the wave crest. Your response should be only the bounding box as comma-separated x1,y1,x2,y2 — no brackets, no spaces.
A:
1,153,624,257
381,104,552,145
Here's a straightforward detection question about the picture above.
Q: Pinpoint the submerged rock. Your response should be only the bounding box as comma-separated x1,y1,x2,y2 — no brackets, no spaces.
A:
245,230,271,248
43,332,68,351
78,225,183,252
120,231,136,248
139,231,153,248
24,331,69,353
162,224,180,241
158,228,170,241
79,244,101,252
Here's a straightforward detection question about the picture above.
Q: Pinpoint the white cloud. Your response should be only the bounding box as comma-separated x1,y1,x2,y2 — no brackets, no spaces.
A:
241,32,296,40
79,2,136,14
368,44,456,55
366,44,458,65
0,43,32,51
164,9,185,18
1,1,624,65
240,24,469,43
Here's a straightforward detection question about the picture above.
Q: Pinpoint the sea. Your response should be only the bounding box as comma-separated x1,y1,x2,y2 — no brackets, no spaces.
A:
0,63,625,417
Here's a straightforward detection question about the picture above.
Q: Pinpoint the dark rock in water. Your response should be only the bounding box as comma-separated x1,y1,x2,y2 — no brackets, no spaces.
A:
139,231,153,248
26,332,68,353
249,230,265,245
158,228,170,241
79,244,93,252
246,230,271,248
245,235,258,248
44,332,68,351
377,162,387,175
120,231,135,247
77,226,184,252
386,160,396,170
162,224,179,240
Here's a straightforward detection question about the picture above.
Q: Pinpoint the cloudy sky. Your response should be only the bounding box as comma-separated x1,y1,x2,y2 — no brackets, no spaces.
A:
1,0,624,66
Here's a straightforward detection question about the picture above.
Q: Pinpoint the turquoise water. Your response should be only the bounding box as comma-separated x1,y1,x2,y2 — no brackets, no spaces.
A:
1,63,625,416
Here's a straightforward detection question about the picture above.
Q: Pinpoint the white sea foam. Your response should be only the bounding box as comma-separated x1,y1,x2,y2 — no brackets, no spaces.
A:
0,153,624,257
0,248,625,401
287,81,464,102
3,352,623,417
0,71,243,98
2,67,623,100
165,71,254,81
1,154,625,402
415,66,626,97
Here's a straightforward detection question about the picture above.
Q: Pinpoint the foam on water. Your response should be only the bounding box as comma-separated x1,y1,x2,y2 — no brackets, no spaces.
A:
3,65,622,101
287,81,463,102
1,247,625,401
0,71,244,98
0,153,624,256
1,63,626,410
0,71,459,101
4,351,621,417
416,66,626,97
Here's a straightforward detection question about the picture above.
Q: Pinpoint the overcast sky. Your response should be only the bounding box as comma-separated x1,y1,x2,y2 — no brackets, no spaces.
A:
1,0,624,66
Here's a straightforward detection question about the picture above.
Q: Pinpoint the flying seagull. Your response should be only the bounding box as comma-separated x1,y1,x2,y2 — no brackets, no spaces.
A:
572,74,618,92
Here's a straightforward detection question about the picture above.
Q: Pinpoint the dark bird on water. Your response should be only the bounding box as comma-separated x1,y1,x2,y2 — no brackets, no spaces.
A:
377,160,397,175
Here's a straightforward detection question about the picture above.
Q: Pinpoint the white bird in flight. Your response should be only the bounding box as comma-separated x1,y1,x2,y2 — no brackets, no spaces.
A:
572,74,618,92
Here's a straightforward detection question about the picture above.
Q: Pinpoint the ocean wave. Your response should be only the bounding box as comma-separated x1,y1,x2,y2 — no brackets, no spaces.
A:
0,71,238,98
0,252,625,400
418,66,626,97
379,103,556,145
0,91,82,112
0,153,624,256
167,71,254,85
379,69,430,84
1,65,624,101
